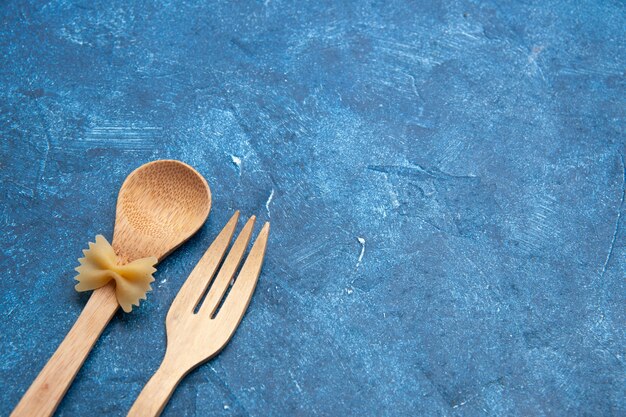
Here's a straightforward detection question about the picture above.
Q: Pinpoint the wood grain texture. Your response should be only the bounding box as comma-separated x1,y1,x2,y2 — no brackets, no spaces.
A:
11,160,211,417
112,160,212,263
127,213,269,417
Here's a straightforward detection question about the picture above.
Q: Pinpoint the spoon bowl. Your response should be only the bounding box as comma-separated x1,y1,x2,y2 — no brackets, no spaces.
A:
113,160,211,262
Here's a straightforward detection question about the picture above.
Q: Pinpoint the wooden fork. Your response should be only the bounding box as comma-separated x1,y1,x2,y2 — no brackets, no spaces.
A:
127,211,269,417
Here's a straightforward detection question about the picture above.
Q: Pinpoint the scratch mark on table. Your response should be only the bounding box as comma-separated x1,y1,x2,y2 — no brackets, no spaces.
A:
231,154,242,175
599,152,625,280
69,124,162,151
265,189,275,218
356,236,366,269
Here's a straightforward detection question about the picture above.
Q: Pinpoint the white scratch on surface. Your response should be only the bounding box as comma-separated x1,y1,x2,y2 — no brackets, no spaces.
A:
293,241,328,272
39,134,50,189
231,154,242,175
527,45,544,63
600,152,625,280
356,237,366,268
288,370,303,394
41,138,50,175
71,124,162,151
527,45,546,80
518,193,559,253
452,398,469,409
389,186,401,208
266,189,275,217
407,73,421,102
60,27,90,46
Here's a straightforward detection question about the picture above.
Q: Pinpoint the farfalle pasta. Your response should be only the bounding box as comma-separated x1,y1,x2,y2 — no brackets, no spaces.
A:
74,235,157,312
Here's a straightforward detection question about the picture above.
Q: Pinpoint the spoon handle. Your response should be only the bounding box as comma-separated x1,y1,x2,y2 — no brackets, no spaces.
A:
11,283,119,417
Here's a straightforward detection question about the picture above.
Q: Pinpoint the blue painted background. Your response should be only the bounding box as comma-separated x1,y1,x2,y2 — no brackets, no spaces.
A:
1,1,624,415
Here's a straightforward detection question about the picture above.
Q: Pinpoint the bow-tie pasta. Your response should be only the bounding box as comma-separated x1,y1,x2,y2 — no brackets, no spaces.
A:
74,235,157,312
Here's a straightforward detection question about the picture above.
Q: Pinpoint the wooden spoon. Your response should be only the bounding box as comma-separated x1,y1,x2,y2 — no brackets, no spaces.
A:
12,160,211,417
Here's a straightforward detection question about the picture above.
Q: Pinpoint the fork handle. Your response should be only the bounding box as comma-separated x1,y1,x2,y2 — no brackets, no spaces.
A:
11,283,119,417
127,356,186,417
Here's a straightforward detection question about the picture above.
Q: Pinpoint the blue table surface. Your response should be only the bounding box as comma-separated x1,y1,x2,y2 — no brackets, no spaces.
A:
1,1,624,416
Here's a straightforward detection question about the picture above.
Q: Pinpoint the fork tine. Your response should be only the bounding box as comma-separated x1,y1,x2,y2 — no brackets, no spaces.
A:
198,215,256,317
215,222,269,329
168,211,239,318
